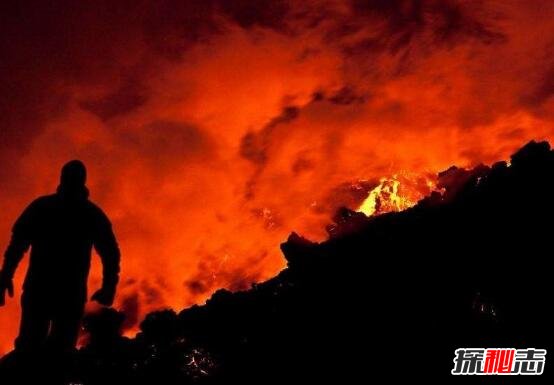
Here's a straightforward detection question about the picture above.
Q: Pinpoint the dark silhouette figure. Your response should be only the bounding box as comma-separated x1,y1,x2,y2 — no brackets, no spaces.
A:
0,160,120,353
1,141,554,384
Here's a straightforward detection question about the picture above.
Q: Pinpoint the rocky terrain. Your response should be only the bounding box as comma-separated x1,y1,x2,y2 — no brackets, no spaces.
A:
1,140,553,384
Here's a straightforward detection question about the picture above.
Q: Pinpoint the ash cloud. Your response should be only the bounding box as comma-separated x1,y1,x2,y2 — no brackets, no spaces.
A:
119,293,140,331
79,80,149,121
119,120,214,168
240,106,300,166
1,0,554,354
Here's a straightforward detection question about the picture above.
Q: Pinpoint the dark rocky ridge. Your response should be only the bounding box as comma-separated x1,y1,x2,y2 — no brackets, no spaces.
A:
1,140,553,384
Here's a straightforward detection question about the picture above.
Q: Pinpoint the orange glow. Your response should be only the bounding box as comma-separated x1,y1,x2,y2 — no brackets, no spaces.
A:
1,1,554,354
358,173,436,216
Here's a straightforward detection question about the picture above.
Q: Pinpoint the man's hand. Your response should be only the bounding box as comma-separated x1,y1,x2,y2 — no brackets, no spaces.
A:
0,270,14,307
91,287,115,307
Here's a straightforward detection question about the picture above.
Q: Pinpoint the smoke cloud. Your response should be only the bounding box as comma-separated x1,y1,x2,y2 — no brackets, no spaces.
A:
1,0,553,352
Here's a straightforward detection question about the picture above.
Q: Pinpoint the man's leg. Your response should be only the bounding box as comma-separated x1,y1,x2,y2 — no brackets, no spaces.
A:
15,291,50,352
48,299,85,352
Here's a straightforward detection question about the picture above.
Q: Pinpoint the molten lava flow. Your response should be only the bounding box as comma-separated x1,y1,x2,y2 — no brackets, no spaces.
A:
358,174,437,217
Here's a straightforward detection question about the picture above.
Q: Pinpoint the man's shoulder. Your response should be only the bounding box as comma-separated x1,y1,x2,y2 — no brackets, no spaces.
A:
85,200,111,222
15,195,58,219
29,194,57,208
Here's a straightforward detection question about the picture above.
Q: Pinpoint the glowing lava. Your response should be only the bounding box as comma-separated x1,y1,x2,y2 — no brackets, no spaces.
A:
358,174,436,216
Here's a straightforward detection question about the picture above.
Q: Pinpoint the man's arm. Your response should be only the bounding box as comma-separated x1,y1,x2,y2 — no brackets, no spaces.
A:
91,209,120,306
0,202,36,306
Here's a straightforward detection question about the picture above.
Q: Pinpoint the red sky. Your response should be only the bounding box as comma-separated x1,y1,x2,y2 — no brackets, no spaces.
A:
1,0,553,353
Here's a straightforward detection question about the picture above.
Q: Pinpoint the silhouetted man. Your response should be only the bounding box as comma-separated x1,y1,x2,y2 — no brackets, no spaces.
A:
0,160,120,353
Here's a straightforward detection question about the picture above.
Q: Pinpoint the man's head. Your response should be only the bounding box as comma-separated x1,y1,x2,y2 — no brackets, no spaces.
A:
60,160,87,188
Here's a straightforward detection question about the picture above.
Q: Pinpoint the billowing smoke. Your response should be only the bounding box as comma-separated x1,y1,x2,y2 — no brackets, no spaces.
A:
1,0,554,352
